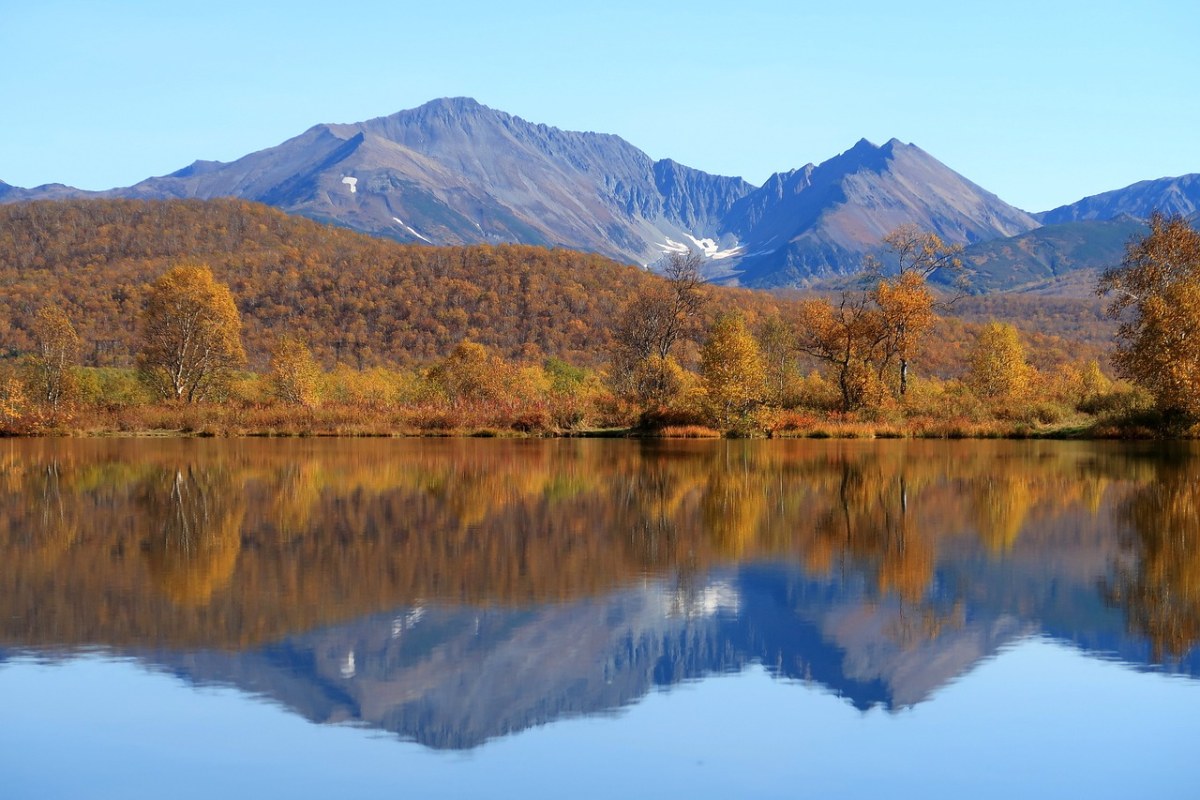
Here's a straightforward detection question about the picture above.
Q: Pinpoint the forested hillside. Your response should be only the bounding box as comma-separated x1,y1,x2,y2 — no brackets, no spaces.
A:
0,198,1103,375
0,199,673,368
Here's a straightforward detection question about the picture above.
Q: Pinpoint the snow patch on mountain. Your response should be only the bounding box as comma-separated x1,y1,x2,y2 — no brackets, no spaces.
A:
341,176,358,193
657,234,744,260
657,237,690,254
685,234,720,256
392,216,432,244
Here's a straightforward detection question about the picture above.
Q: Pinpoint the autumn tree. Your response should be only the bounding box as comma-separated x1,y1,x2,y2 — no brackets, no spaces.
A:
269,336,322,407
794,293,887,412
628,354,689,411
869,225,965,396
137,265,246,403
967,322,1031,402
756,313,798,407
701,314,766,429
0,365,27,429
543,357,600,428
611,251,706,408
429,341,509,407
25,306,80,410
1098,212,1200,419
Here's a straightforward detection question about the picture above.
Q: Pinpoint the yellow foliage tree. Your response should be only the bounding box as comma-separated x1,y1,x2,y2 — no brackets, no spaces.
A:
755,314,798,407
429,341,510,407
1079,359,1111,401
269,335,322,407
629,354,688,411
137,265,246,402
869,225,964,396
967,322,1031,402
701,314,766,429
1098,213,1200,419
874,270,935,397
0,369,28,429
25,306,80,410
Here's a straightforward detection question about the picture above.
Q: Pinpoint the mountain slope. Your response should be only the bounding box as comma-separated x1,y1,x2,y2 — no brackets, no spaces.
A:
726,139,1040,287
0,198,675,368
961,218,1145,291
1037,174,1200,224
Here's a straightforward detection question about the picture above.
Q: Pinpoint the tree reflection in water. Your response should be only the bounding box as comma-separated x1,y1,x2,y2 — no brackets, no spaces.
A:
1104,453,1200,663
0,438,1194,666
140,465,245,607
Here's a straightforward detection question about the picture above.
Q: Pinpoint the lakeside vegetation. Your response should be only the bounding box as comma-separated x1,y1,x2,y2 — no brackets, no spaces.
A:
0,199,1193,438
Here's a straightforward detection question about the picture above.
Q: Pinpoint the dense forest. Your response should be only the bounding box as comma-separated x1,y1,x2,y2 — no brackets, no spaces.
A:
0,199,1104,371
0,199,664,368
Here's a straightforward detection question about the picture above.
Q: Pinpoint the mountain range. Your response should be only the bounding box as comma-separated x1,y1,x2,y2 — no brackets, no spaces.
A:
11,555,1193,751
2,97,1197,290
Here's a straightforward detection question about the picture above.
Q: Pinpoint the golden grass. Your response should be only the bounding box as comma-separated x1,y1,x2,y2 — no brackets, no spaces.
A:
650,425,723,439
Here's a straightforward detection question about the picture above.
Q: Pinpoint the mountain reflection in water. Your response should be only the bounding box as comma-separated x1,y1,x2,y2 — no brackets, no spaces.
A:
1,438,1198,749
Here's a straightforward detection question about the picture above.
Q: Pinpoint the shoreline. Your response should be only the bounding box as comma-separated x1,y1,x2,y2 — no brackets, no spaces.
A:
2,421,1173,441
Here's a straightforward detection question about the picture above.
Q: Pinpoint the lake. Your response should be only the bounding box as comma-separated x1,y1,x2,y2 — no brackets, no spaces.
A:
1,437,1198,798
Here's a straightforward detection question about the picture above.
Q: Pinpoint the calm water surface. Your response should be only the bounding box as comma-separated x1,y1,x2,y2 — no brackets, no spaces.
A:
1,438,1198,798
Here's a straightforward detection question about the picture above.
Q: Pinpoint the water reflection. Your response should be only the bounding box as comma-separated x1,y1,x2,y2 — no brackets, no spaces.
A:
1103,452,1200,662
141,465,245,606
1,438,1198,748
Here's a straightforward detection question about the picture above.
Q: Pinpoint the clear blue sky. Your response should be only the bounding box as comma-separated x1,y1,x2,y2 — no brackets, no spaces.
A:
2,0,1196,211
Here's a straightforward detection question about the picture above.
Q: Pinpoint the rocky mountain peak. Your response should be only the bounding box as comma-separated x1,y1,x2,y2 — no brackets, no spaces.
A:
2,98,1187,289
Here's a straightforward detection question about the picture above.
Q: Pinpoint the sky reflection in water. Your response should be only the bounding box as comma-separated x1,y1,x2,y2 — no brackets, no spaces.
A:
1,438,1199,796
3,640,1198,800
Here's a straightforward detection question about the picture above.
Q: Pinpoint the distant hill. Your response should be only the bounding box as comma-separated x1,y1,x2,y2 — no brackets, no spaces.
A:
961,218,1145,292
1037,174,1200,225
0,198,674,368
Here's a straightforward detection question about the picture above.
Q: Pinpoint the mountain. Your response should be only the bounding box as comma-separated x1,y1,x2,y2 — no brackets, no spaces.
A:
0,99,1038,285
1037,174,1200,225
0,178,81,202
725,138,1040,287
7,98,1194,289
9,98,755,271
